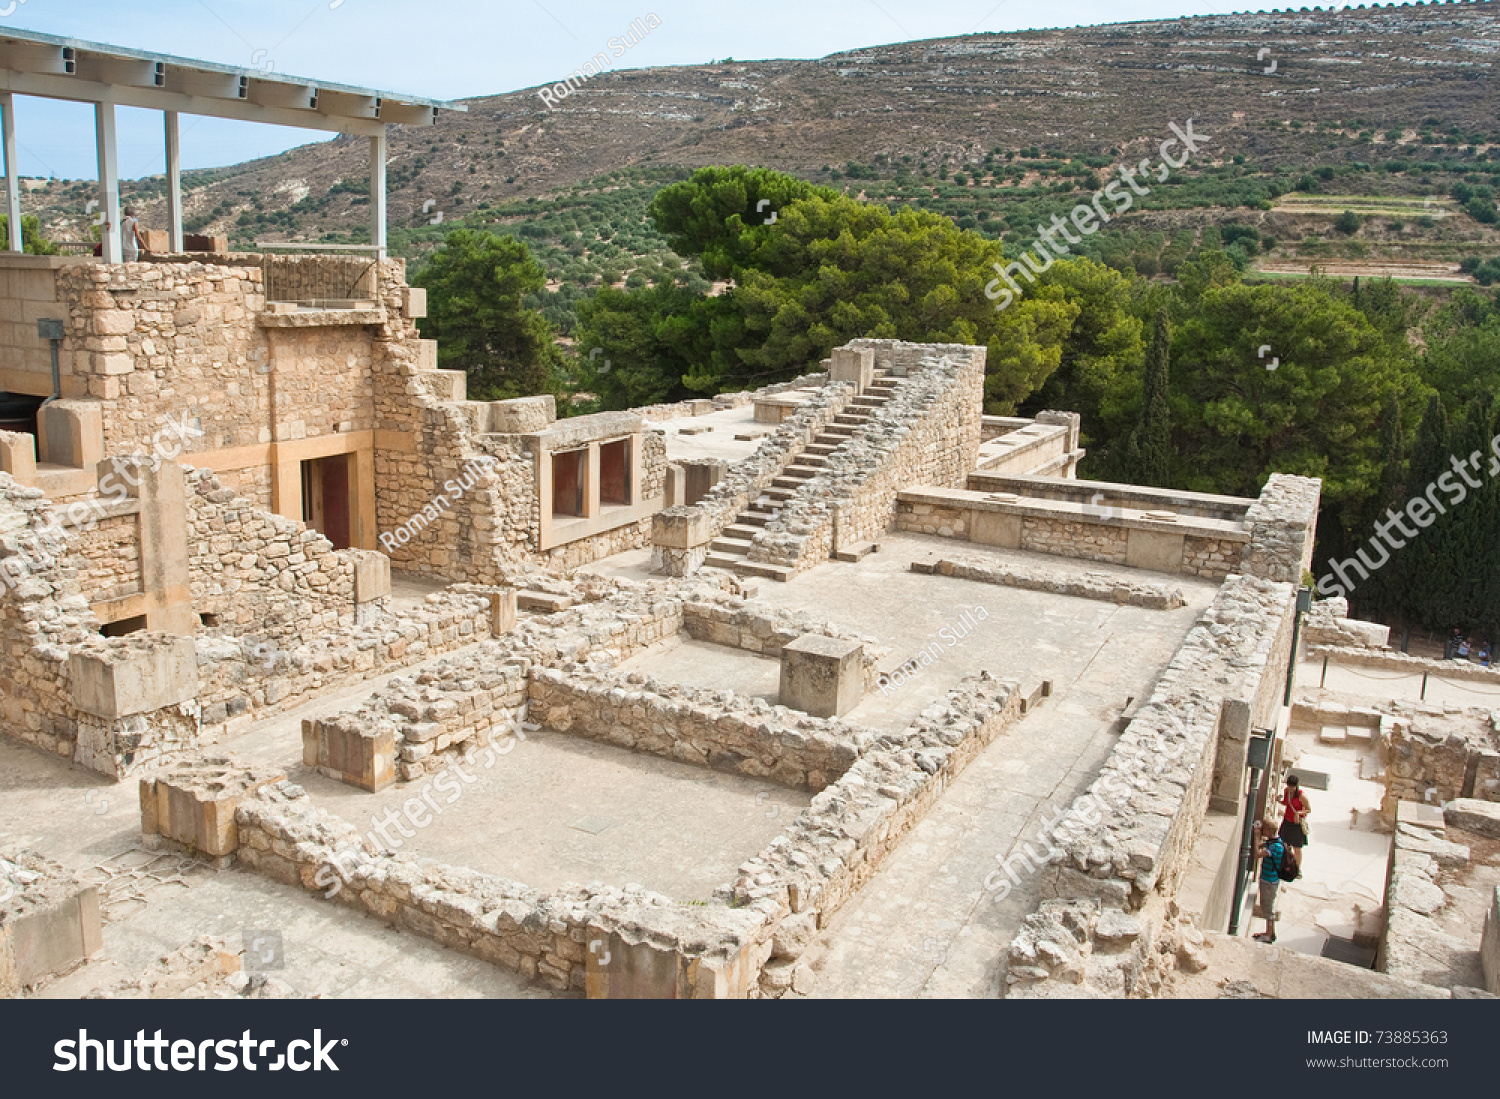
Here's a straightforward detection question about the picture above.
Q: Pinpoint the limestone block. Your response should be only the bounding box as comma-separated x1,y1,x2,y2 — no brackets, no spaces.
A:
69,635,198,719
0,430,36,481
1445,798,1500,839
829,347,874,392
139,758,284,858
653,508,715,550
401,285,427,319
37,398,104,469
0,852,102,989
780,633,864,719
683,459,726,506
307,717,396,792
486,395,557,434
1125,528,1185,573
349,549,391,605
971,509,1021,549
486,588,517,635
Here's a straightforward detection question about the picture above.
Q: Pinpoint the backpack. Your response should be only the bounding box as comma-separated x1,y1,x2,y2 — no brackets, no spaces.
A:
1277,843,1300,883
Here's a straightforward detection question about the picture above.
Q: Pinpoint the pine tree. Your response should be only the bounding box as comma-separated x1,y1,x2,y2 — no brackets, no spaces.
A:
1127,309,1173,487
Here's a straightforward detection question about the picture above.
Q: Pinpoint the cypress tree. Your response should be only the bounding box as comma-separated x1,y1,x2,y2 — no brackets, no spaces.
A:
1355,396,1407,622
1127,309,1173,487
1395,395,1451,627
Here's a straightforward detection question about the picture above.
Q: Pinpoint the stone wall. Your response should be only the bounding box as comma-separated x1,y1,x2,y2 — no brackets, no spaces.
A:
529,667,863,791
186,466,357,640
680,594,886,692
1378,800,1476,985
195,590,495,738
910,556,1187,610
261,254,378,303
231,670,1028,997
0,475,95,762
1377,704,1500,816
750,342,984,571
70,512,141,604
896,492,1248,581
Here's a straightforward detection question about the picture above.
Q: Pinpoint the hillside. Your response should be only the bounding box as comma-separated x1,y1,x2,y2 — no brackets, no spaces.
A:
20,2,1500,292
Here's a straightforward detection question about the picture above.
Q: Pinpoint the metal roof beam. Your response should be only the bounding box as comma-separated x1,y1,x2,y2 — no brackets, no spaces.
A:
74,55,164,88
0,69,389,136
0,42,74,76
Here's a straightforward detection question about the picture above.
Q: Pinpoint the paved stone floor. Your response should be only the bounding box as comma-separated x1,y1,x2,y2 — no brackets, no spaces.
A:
730,532,1221,998
0,733,548,999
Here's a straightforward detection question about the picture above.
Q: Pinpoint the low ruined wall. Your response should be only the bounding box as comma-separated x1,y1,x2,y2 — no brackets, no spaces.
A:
896,493,1247,580
195,590,495,738
911,557,1186,610
1312,643,1500,685
1378,801,1475,985
528,668,862,790
733,674,1028,994
1378,706,1500,815
186,467,358,641
236,672,1029,998
680,595,885,692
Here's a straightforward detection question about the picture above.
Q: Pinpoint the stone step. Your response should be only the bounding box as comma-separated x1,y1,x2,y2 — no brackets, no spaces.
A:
1319,725,1348,745
793,454,828,467
738,509,777,527
704,552,750,571
763,488,795,501
833,542,878,563
784,464,823,478
516,590,574,614
709,536,754,555
833,414,870,426
851,397,887,409
728,559,796,583
722,523,764,540
802,444,839,456
771,476,808,490
821,425,857,437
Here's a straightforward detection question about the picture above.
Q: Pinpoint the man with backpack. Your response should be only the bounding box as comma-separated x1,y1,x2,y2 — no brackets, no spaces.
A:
1253,817,1298,944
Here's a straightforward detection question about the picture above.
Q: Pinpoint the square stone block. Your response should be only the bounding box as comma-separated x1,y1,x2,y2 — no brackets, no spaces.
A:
829,347,874,392
70,635,198,720
1125,528,1185,573
487,588,517,635
349,549,391,604
972,509,1022,548
139,758,285,858
1,850,102,993
307,717,395,792
780,633,864,719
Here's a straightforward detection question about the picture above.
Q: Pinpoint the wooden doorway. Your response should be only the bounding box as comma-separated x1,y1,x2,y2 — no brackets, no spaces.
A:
301,453,352,549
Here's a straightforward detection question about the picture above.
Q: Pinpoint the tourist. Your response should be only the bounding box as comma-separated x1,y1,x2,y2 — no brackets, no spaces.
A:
1481,647,1492,668
1459,637,1472,661
1279,773,1310,853
121,207,148,262
1445,628,1463,659
1253,818,1287,944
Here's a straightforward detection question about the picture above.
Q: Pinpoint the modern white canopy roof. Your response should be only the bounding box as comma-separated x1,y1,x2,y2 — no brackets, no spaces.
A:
0,26,467,258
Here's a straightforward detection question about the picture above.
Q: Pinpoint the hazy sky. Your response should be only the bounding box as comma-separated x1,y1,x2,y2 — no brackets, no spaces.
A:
5,0,1301,180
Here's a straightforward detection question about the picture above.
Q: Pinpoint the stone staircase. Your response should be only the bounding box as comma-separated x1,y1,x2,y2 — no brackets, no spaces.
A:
703,373,898,581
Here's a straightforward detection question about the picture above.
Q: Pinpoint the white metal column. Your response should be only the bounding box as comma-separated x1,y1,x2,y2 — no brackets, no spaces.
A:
94,101,122,262
0,93,22,252
368,129,386,259
164,110,183,252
